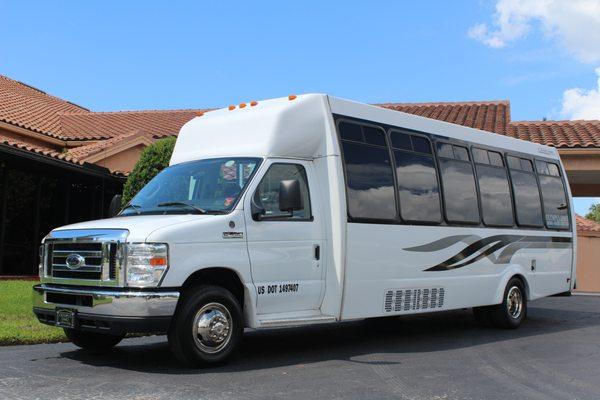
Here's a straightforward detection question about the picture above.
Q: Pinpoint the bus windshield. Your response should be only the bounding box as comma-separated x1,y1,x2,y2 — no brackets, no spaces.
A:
120,157,261,216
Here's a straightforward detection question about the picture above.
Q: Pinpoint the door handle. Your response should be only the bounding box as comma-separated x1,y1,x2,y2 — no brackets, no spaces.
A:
314,245,320,261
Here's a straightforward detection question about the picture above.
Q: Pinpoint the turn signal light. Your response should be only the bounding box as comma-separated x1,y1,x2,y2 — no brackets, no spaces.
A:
149,256,168,266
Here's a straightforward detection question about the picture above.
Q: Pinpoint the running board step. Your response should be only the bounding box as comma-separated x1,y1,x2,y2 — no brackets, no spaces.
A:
258,315,336,328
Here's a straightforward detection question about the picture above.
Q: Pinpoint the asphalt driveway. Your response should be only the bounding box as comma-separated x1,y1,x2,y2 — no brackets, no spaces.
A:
1,295,599,400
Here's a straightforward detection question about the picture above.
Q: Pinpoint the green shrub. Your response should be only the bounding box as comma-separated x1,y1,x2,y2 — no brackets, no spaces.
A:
121,136,177,206
586,203,600,223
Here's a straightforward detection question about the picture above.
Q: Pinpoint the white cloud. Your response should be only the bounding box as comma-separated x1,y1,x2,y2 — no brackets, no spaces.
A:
469,0,600,63
561,68,600,119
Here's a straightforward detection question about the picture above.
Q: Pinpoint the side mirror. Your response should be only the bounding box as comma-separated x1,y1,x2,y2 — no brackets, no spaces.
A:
279,180,302,212
108,194,122,218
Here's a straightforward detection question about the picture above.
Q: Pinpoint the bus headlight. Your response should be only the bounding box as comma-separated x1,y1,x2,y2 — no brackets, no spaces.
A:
125,243,169,287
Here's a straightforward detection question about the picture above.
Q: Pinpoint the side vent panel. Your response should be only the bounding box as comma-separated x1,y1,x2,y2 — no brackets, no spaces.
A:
383,287,445,313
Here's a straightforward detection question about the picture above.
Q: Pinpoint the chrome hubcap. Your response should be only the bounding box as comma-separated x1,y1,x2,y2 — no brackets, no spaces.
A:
506,286,523,319
192,302,232,354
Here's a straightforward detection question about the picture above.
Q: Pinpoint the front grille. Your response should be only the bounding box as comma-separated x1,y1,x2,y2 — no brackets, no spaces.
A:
42,229,128,286
47,241,119,282
51,242,103,280
109,243,118,280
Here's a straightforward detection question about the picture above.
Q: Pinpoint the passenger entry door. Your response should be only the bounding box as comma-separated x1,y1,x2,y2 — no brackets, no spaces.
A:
244,160,325,315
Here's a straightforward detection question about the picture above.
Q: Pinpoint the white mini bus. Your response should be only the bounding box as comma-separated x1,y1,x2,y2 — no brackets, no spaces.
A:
33,94,576,366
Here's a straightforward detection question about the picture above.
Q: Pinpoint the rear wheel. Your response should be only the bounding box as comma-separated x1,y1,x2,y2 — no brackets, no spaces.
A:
491,278,527,329
168,285,243,367
473,277,527,329
64,329,124,352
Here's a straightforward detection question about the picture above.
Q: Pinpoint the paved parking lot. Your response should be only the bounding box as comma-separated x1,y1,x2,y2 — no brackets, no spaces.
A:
1,295,599,400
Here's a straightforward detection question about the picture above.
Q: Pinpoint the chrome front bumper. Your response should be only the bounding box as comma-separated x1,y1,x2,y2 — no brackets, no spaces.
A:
32,284,180,334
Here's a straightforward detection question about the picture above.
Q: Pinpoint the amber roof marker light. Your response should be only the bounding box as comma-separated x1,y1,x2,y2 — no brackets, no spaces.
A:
239,103,247,108
250,101,258,107
228,105,236,110
288,94,297,101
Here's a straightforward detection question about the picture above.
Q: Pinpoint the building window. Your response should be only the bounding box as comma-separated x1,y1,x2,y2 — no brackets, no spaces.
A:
338,121,396,221
535,160,570,229
473,148,514,227
507,156,543,227
390,130,441,223
436,143,480,224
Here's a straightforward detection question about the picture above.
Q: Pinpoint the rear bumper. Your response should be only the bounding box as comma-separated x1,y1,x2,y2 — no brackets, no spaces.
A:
32,284,179,334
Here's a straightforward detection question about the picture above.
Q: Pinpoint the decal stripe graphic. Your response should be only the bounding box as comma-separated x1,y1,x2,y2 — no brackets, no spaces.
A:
403,234,572,271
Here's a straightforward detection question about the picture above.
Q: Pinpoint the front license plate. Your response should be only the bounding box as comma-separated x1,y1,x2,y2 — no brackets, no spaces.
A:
56,309,76,329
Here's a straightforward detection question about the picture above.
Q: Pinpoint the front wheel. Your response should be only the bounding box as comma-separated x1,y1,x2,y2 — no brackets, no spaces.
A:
168,285,243,367
64,329,124,352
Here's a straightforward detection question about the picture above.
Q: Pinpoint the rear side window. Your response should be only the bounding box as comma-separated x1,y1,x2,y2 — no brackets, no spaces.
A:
338,121,396,221
507,156,543,227
436,143,480,224
473,148,513,227
390,130,441,223
536,160,570,229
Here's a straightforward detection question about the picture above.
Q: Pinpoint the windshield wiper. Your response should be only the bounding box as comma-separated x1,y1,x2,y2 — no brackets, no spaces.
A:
157,201,207,214
121,203,142,215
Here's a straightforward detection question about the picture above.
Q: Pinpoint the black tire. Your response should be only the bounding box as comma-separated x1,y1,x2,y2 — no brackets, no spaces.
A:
168,285,243,367
489,277,527,329
473,306,494,328
64,328,124,352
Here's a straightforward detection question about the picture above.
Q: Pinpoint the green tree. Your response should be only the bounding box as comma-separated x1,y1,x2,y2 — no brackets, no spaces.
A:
121,136,177,206
585,202,600,223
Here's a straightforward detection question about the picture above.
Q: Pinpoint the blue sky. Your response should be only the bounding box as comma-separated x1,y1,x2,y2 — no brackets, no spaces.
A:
1,1,598,214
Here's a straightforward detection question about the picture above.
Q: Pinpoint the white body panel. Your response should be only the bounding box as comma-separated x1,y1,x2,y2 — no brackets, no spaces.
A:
243,158,326,314
48,94,576,329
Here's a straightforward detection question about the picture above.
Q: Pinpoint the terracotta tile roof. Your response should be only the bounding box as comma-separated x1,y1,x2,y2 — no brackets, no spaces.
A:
67,130,153,160
57,109,205,140
576,215,600,234
0,75,87,137
0,133,83,165
507,121,600,148
3,70,600,176
380,100,511,134
380,100,600,148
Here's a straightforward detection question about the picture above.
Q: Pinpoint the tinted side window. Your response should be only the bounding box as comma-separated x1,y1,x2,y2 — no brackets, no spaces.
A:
391,133,441,223
508,156,543,227
341,141,396,220
476,165,514,226
537,161,569,229
338,121,363,142
438,159,480,224
254,163,311,220
473,148,513,226
436,142,479,224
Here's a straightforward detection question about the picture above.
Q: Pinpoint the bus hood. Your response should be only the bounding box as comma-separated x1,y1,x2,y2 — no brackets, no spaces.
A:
50,214,209,242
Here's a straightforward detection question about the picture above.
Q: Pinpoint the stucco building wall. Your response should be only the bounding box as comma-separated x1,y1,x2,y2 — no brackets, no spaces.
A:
576,233,600,292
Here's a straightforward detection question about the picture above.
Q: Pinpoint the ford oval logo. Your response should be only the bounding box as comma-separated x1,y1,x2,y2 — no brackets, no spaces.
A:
65,254,85,270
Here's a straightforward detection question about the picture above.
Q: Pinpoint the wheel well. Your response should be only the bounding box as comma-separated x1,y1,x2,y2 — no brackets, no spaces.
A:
180,267,245,308
511,274,530,300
